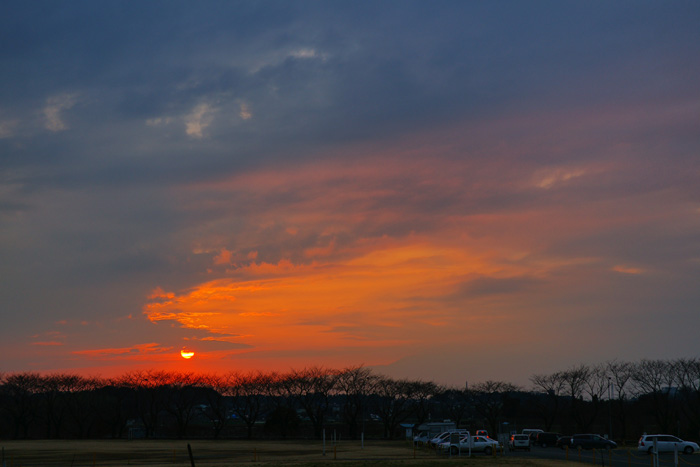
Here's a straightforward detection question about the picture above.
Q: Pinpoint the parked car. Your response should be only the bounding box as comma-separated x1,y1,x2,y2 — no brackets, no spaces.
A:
509,434,531,451
436,434,468,453
413,431,430,446
570,434,617,450
440,435,499,455
535,432,563,448
522,428,544,443
476,429,488,437
429,430,468,448
428,431,452,448
557,436,573,450
638,435,699,455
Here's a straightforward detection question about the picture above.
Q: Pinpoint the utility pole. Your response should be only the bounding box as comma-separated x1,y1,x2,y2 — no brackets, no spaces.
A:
607,377,613,440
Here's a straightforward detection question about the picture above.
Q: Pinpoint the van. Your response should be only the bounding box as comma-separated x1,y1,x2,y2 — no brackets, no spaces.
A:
510,434,531,451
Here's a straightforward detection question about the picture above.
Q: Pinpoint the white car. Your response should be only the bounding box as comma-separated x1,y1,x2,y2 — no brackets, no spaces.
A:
429,430,468,448
413,431,430,445
510,434,531,451
638,434,699,455
440,435,499,455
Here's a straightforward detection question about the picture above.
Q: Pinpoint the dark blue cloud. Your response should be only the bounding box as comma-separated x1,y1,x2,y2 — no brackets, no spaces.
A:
3,0,698,180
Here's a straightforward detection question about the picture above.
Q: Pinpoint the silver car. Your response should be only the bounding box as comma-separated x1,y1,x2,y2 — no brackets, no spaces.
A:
440,435,499,455
638,434,699,455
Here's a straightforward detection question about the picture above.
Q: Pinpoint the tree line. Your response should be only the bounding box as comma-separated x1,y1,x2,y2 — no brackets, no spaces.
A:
1,358,698,441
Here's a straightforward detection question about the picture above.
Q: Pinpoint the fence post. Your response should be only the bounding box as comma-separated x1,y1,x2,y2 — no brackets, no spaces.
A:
187,443,195,467
653,438,659,467
674,447,678,467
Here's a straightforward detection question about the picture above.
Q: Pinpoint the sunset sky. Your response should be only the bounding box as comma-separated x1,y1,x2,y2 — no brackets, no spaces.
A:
1,1,699,387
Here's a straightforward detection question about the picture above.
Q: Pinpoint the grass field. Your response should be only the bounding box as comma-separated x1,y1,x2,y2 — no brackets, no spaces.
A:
0,439,577,467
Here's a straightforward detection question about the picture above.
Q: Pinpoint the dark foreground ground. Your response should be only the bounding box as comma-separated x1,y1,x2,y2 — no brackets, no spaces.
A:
0,439,578,467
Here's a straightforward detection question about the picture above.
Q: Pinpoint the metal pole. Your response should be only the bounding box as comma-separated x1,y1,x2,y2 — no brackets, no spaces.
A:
187,443,196,467
608,377,613,440
674,446,678,467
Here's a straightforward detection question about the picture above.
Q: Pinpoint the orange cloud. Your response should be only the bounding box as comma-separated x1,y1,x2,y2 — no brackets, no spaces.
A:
612,265,645,275
533,167,589,189
143,237,538,368
146,125,698,375
148,287,175,300
213,248,233,265
73,343,172,360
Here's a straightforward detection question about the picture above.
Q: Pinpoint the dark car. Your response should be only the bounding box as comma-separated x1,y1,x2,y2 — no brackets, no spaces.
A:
536,432,563,448
570,434,616,450
557,436,573,449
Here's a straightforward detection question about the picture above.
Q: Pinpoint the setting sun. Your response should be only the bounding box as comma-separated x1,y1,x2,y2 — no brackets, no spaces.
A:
180,349,194,359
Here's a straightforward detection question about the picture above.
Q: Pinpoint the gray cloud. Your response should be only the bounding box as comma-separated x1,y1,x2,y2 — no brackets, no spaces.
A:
456,276,545,299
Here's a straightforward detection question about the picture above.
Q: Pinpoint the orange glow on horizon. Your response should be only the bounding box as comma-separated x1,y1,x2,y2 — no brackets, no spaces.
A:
141,237,539,371
93,146,678,375
133,150,643,373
